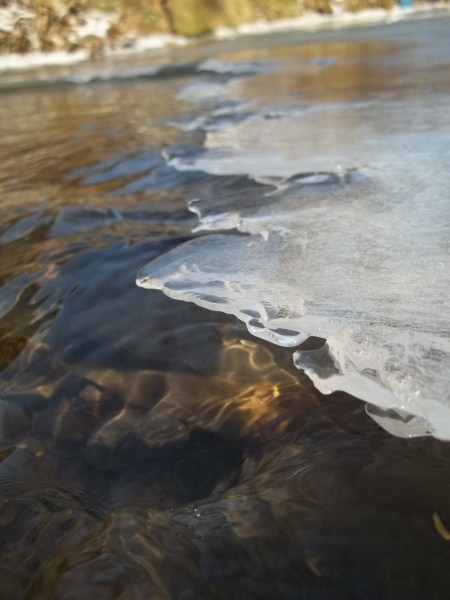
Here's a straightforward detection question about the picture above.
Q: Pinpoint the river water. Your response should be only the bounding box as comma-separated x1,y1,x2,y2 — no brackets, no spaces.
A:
0,14,450,599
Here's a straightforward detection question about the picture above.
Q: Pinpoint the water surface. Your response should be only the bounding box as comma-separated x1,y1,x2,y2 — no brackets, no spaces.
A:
1,15,450,599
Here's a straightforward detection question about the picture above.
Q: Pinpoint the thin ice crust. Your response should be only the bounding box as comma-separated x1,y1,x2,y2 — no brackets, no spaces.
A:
137,102,450,440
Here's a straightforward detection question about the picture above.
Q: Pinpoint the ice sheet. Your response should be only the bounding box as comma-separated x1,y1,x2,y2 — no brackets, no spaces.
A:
137,99,450,440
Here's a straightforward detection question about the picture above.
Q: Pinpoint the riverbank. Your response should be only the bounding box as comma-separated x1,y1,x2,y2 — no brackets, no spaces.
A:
0,0,449,74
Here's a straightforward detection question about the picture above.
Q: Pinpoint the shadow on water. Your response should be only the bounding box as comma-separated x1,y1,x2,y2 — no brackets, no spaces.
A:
1,15,450,599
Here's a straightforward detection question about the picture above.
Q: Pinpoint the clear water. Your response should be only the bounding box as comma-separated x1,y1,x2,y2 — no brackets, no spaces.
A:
1,15,450,599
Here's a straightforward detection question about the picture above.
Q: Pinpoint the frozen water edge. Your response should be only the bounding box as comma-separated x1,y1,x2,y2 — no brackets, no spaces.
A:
137,98,450,440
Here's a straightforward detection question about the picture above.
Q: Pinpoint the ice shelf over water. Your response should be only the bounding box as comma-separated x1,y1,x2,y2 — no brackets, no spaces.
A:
137,94,450,440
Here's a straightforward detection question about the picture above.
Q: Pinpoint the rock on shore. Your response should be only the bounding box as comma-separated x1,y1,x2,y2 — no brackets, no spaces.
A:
0,0,399,58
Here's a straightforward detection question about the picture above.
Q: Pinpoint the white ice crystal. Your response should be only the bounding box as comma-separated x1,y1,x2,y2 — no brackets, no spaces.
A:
138,99,450,440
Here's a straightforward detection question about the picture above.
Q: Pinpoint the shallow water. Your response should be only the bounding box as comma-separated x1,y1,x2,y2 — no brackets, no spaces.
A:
1,15,450,599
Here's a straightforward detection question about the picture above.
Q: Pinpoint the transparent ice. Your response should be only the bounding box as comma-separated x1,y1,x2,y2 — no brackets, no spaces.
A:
138,97,450,440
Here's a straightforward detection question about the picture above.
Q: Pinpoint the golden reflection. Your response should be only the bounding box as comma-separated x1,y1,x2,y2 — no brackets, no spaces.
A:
432,511,450,541
225,39,450,106
84,339,315,459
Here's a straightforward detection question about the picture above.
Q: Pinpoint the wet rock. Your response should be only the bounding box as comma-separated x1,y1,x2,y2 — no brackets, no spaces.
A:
78,33,104,59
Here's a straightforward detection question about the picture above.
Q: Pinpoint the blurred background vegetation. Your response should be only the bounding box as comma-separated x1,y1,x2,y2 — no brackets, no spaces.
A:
0,0,444,55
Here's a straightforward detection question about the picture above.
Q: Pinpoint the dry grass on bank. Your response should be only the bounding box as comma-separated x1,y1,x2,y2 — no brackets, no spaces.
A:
0,0,441,56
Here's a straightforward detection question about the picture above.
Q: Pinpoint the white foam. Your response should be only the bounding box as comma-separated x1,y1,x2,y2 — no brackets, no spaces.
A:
0,48,89,72
122,34,187,52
